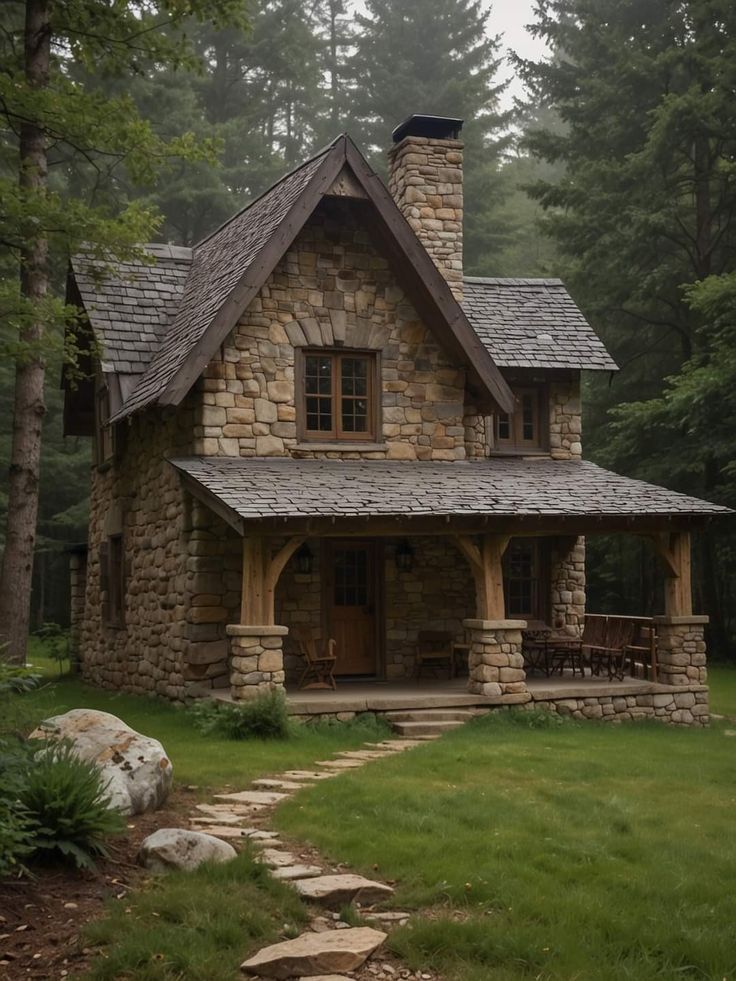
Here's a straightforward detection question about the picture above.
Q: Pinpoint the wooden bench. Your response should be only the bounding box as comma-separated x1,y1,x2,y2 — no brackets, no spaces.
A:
415,630,454,679
582,615,658,681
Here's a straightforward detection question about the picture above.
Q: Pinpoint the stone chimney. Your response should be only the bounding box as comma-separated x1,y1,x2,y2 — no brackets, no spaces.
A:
388,114,464,301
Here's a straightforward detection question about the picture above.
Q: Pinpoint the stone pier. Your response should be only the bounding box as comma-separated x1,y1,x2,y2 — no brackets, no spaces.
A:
463,618,529,700
226,625,287,700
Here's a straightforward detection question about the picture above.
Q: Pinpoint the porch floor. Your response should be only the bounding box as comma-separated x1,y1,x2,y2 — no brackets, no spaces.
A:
284,674,671,716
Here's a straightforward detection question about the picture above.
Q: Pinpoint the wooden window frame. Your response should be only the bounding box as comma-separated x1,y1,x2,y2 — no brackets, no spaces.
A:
100,534,126,627
503,538,549,622
95,382,114,466
297,348,379,443
494,385,548,453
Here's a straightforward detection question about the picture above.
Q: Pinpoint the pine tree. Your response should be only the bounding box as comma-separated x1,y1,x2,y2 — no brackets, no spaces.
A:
0,0,245,663
349,0,513,272
519,0,736,653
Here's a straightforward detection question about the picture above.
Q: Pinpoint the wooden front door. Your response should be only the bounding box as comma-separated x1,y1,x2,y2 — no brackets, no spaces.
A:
324,541,381,677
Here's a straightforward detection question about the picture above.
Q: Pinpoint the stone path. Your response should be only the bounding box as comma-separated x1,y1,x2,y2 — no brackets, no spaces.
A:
183,735,444,980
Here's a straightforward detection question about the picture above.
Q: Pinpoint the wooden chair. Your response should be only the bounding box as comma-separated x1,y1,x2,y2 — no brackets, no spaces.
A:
415,630,454,679
293,625,337,690
582,616,635,681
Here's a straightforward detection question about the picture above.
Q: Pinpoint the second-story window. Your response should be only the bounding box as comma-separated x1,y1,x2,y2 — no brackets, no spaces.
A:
95,382,114,465
301,350,377,442
495,387,543,452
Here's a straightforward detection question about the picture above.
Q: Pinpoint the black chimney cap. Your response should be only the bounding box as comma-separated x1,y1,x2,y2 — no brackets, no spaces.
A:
391,114,464,143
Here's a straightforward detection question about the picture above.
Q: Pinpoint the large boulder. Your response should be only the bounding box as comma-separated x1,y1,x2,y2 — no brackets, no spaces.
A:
139,828,236,873
30,708,172,815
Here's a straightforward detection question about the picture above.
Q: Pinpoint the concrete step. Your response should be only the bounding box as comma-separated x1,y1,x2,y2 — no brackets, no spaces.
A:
384,708,475,724
390,719,467,737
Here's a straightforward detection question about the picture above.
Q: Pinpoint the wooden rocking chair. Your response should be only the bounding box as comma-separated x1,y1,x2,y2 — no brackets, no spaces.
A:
293,625,337,690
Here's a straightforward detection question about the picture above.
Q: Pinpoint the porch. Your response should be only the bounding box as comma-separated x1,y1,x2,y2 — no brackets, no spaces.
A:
172,456,725,726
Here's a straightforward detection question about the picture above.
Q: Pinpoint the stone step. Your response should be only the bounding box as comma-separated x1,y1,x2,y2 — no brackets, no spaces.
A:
293,874,394,909
384,709,475,723
240,926,386,979
391,719,466,737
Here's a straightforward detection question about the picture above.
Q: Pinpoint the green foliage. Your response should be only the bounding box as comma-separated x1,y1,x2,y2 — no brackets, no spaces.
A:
189,692,291,740
33,623,70,675
0,660,44,738
19,741,125,870
0,738,37,877
83,850,307,981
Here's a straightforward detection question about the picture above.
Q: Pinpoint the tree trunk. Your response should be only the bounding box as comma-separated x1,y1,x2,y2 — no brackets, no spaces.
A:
0,0,50,665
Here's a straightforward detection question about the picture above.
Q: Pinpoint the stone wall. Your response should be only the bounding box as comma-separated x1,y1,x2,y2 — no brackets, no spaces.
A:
68,549,87,668
387,135,464,300
549,378,582,460
227,625,286,699
80,401,196,699
195,198,469,462
529,686,709,727
549,536,586,636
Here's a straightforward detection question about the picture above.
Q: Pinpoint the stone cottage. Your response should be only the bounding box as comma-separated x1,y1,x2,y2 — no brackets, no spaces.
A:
64,115,728,725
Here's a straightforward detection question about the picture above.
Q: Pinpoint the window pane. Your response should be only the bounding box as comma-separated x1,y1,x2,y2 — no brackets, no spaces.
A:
305,356,334,432
522,394,535,441
340,357,370,434
498,413,511,440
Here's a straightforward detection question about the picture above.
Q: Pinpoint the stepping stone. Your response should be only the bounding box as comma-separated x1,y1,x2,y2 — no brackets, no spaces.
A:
252,778,305,791
240,926,386,979
294,874,394,909
190,814,253,827
335,750,394,760
302,976,352,980
245,829,280,842
214,790,287,805
365,911,411,928
272,863,324,880
199,825,258,841
282,770,339,781
195,803,258,817
258,848,298,868
315,759,366,769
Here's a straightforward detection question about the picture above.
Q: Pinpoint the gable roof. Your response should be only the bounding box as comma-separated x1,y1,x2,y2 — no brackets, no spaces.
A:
107,134,514,420
169,456,730,535
70,243,191,376
462,278,617,372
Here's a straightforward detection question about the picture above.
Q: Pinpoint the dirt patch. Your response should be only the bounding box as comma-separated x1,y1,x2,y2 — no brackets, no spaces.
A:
0,786,196,980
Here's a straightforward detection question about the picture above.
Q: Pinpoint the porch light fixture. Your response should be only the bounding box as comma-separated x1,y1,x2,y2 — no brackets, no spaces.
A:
395,539,414,573
295,544,313,575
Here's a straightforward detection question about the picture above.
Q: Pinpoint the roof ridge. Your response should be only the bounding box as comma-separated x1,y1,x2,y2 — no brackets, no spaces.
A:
194,136,344,250
463,276,564,286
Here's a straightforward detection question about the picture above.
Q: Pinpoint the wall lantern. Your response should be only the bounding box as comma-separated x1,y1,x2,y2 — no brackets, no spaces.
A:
395,539,414,573
296,544,313,575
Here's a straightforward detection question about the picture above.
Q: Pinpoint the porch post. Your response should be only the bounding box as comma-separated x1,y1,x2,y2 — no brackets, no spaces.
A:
227,534,303,700
459,534,529,702
648,531,708,692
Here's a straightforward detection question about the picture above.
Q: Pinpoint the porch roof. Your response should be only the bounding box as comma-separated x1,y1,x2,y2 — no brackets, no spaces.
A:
169,457,730,535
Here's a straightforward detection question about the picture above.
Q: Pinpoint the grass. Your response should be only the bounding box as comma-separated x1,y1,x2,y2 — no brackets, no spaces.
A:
82,848,306,981
18,674,390,789
708,664,736,716
277,708,736,980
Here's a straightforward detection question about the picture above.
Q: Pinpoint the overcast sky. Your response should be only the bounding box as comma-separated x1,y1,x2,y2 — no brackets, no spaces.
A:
485,0,550,108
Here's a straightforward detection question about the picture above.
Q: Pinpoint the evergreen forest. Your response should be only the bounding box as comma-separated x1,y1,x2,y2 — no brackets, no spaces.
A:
2,0,735,659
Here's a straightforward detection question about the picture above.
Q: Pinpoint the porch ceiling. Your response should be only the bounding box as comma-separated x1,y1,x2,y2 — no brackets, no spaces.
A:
169,456,731,536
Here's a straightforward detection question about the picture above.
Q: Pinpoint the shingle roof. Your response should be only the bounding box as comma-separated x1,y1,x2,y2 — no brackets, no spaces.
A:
169,457,728,525
462,277,617,372
113,144,336,418
71,244,192,375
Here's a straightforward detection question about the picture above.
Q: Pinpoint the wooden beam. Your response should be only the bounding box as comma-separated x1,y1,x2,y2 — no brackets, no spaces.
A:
263,536,307,624
453,535,485,617
479,534,511,620
241,536,267,624
648,531,693,617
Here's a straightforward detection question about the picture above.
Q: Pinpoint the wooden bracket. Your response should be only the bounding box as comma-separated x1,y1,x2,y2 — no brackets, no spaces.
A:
241,535,306,625
647,531,692,617
454,534,511,620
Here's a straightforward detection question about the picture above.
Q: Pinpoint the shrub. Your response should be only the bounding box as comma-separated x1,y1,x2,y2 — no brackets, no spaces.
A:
19,741,125,870
33,622,71,675
0,660,43,738
189,692,290,740
0,738,37,877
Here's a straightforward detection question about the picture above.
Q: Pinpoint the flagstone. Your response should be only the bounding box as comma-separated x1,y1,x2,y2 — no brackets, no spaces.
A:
214,790,287,805
293,874,394,909
240,927,386,979
271,863,324,880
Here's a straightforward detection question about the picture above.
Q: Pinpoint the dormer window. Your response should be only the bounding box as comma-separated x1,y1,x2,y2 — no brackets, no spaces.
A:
299,350,378,442
494,387,545,453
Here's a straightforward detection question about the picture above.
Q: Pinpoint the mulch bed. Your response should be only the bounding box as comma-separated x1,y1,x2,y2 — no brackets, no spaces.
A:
0,787,197,980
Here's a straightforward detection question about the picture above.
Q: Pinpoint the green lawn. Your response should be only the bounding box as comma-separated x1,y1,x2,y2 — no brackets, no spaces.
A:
18,673,390,789
14,657,736,979
277,709,736,980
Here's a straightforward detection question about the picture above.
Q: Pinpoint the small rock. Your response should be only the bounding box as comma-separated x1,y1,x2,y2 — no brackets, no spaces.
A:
139,828,236,873
240,926,386,978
